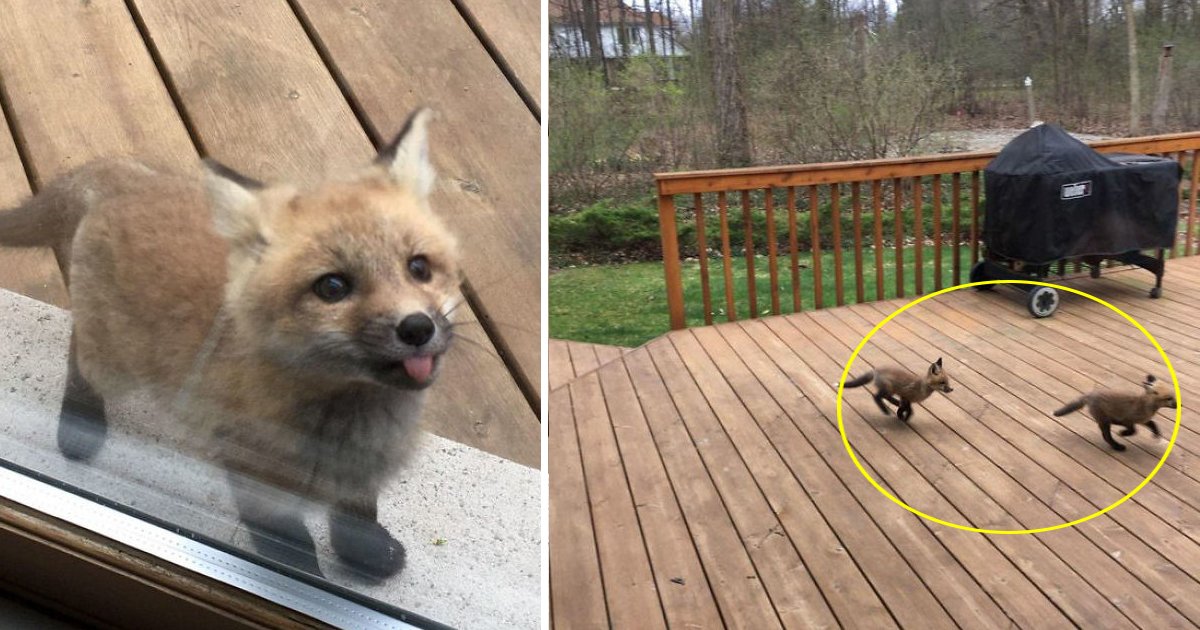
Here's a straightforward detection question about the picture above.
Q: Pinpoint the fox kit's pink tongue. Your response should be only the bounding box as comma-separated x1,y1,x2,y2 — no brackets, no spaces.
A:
403,356,434,383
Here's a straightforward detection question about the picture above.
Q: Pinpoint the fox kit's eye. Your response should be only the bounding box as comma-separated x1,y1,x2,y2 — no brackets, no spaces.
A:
408,255,432,283
313,273,352,302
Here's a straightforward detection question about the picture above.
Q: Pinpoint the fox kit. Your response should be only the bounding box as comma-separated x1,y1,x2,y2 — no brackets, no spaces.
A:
0,108,459,579
1053,375,1177,451
845,358,953,422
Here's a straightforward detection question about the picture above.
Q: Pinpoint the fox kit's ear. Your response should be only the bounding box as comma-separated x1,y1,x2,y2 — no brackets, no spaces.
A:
930,358,943,375
203,158,268,254
375,107,436,198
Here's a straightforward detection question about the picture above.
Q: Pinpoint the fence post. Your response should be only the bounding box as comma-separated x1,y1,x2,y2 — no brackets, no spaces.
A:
658,192,687,329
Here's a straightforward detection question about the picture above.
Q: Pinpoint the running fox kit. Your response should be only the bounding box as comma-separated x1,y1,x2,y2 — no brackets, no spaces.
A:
0,108,458,579
845,358,954,422
1054,375,1177,451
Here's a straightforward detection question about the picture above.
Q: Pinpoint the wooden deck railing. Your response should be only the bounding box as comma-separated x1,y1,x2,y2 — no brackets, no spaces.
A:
655,132,1200,329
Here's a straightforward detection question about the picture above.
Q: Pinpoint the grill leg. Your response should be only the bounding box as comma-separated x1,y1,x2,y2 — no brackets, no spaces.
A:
1109,250,1164,298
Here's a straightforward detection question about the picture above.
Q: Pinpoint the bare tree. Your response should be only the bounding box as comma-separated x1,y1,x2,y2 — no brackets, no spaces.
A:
644,0,658,55
707,0,752,166
581,0,612,82
1123,0,1141,133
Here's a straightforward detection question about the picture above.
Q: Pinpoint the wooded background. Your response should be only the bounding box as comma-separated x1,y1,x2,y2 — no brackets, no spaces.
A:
550,0,1200,214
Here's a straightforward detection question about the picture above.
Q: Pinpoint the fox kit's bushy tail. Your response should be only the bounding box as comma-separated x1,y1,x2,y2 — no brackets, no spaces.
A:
0,160,153,264
0,193,70,248
845,372,874,388
1054,397,1087,417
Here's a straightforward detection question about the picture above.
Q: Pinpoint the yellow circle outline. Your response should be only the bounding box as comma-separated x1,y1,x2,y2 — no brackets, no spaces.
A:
836,279,1181,535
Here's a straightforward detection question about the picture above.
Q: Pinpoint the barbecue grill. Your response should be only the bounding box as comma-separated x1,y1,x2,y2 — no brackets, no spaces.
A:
968,124,1182,317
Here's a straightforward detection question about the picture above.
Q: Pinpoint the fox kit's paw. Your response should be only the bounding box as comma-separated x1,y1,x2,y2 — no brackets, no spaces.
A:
57,400,108,461
1110,442,1127,452
330,513,406,580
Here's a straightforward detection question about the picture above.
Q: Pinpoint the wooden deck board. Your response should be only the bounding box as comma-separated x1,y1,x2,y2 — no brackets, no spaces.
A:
291,0,541,396
551,258,1200,628
649,338,840,629
624,347,780,629
596,357,724,629
452,0,540,110
550,339,631,390
548,386,608,628
569,370,666,629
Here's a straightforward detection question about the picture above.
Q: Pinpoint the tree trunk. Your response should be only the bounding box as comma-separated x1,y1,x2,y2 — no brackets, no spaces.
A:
707,0,751,166
618,1,630,57
1151,44,1174,131
581,0,611,82
1123,0,1141,134
644,0,658,55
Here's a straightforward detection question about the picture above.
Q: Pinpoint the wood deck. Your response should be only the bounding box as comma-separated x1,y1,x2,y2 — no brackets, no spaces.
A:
549,339,630,391
551,256,1200,628
0,0,539,468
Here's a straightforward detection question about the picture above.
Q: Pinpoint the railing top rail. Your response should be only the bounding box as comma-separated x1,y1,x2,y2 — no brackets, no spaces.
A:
654,131,1200,195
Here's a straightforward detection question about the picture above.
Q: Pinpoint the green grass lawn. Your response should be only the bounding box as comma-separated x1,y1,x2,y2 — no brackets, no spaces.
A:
551,245,978,347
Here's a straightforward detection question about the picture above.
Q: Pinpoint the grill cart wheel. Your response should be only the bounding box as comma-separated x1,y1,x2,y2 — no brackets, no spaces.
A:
1027,286,1059,318
1150,287,1162,299
1090,265,1102,279
969,261,994,290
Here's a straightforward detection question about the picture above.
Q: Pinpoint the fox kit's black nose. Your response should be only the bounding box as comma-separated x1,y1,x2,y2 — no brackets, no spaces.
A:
397,313,435,346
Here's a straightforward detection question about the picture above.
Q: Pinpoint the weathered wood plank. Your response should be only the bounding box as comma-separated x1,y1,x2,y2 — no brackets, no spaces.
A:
597,357,723,629
626,347,781,629
549,340,573,391
570,371,666,629
548,387,608,628
452,0,540,110
648,338,838,629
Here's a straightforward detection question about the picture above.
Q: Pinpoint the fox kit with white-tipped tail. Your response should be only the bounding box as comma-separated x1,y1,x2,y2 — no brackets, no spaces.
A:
0,108,459,579
845,358,954,422
1053,375,1177,451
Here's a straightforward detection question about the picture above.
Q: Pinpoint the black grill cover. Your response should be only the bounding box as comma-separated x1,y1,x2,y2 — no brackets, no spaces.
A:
983,124,1181,264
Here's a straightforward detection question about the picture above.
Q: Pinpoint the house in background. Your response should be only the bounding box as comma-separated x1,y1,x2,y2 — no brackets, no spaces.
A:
550,0,687,59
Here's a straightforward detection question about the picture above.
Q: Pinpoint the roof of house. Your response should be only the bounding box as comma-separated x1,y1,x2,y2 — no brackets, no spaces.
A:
548,0,673,28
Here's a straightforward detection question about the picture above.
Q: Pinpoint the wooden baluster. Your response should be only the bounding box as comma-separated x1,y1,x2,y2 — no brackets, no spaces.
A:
893,177,904,298
658,193,685,329
718,191,735,321
913,176,923,294
1188,150,1200,256
872,180,884,300
951,173,962,285
742,190,757,319
832,182,844,306
694,193,712,326
971,171,981,264
809,186,824,309
932,173,943,291
787,187,802,311
852,181,864,303
765,188,780,315
1175,151,1185,257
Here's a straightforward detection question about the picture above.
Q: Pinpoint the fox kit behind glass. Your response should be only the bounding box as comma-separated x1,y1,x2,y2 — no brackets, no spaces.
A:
1054,375,1178,451
0,108,459,580
845,357,954,422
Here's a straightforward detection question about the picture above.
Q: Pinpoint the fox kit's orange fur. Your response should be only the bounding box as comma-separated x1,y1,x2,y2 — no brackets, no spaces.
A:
0,108,458,579
1054,375,1177,451
845,358,953,422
